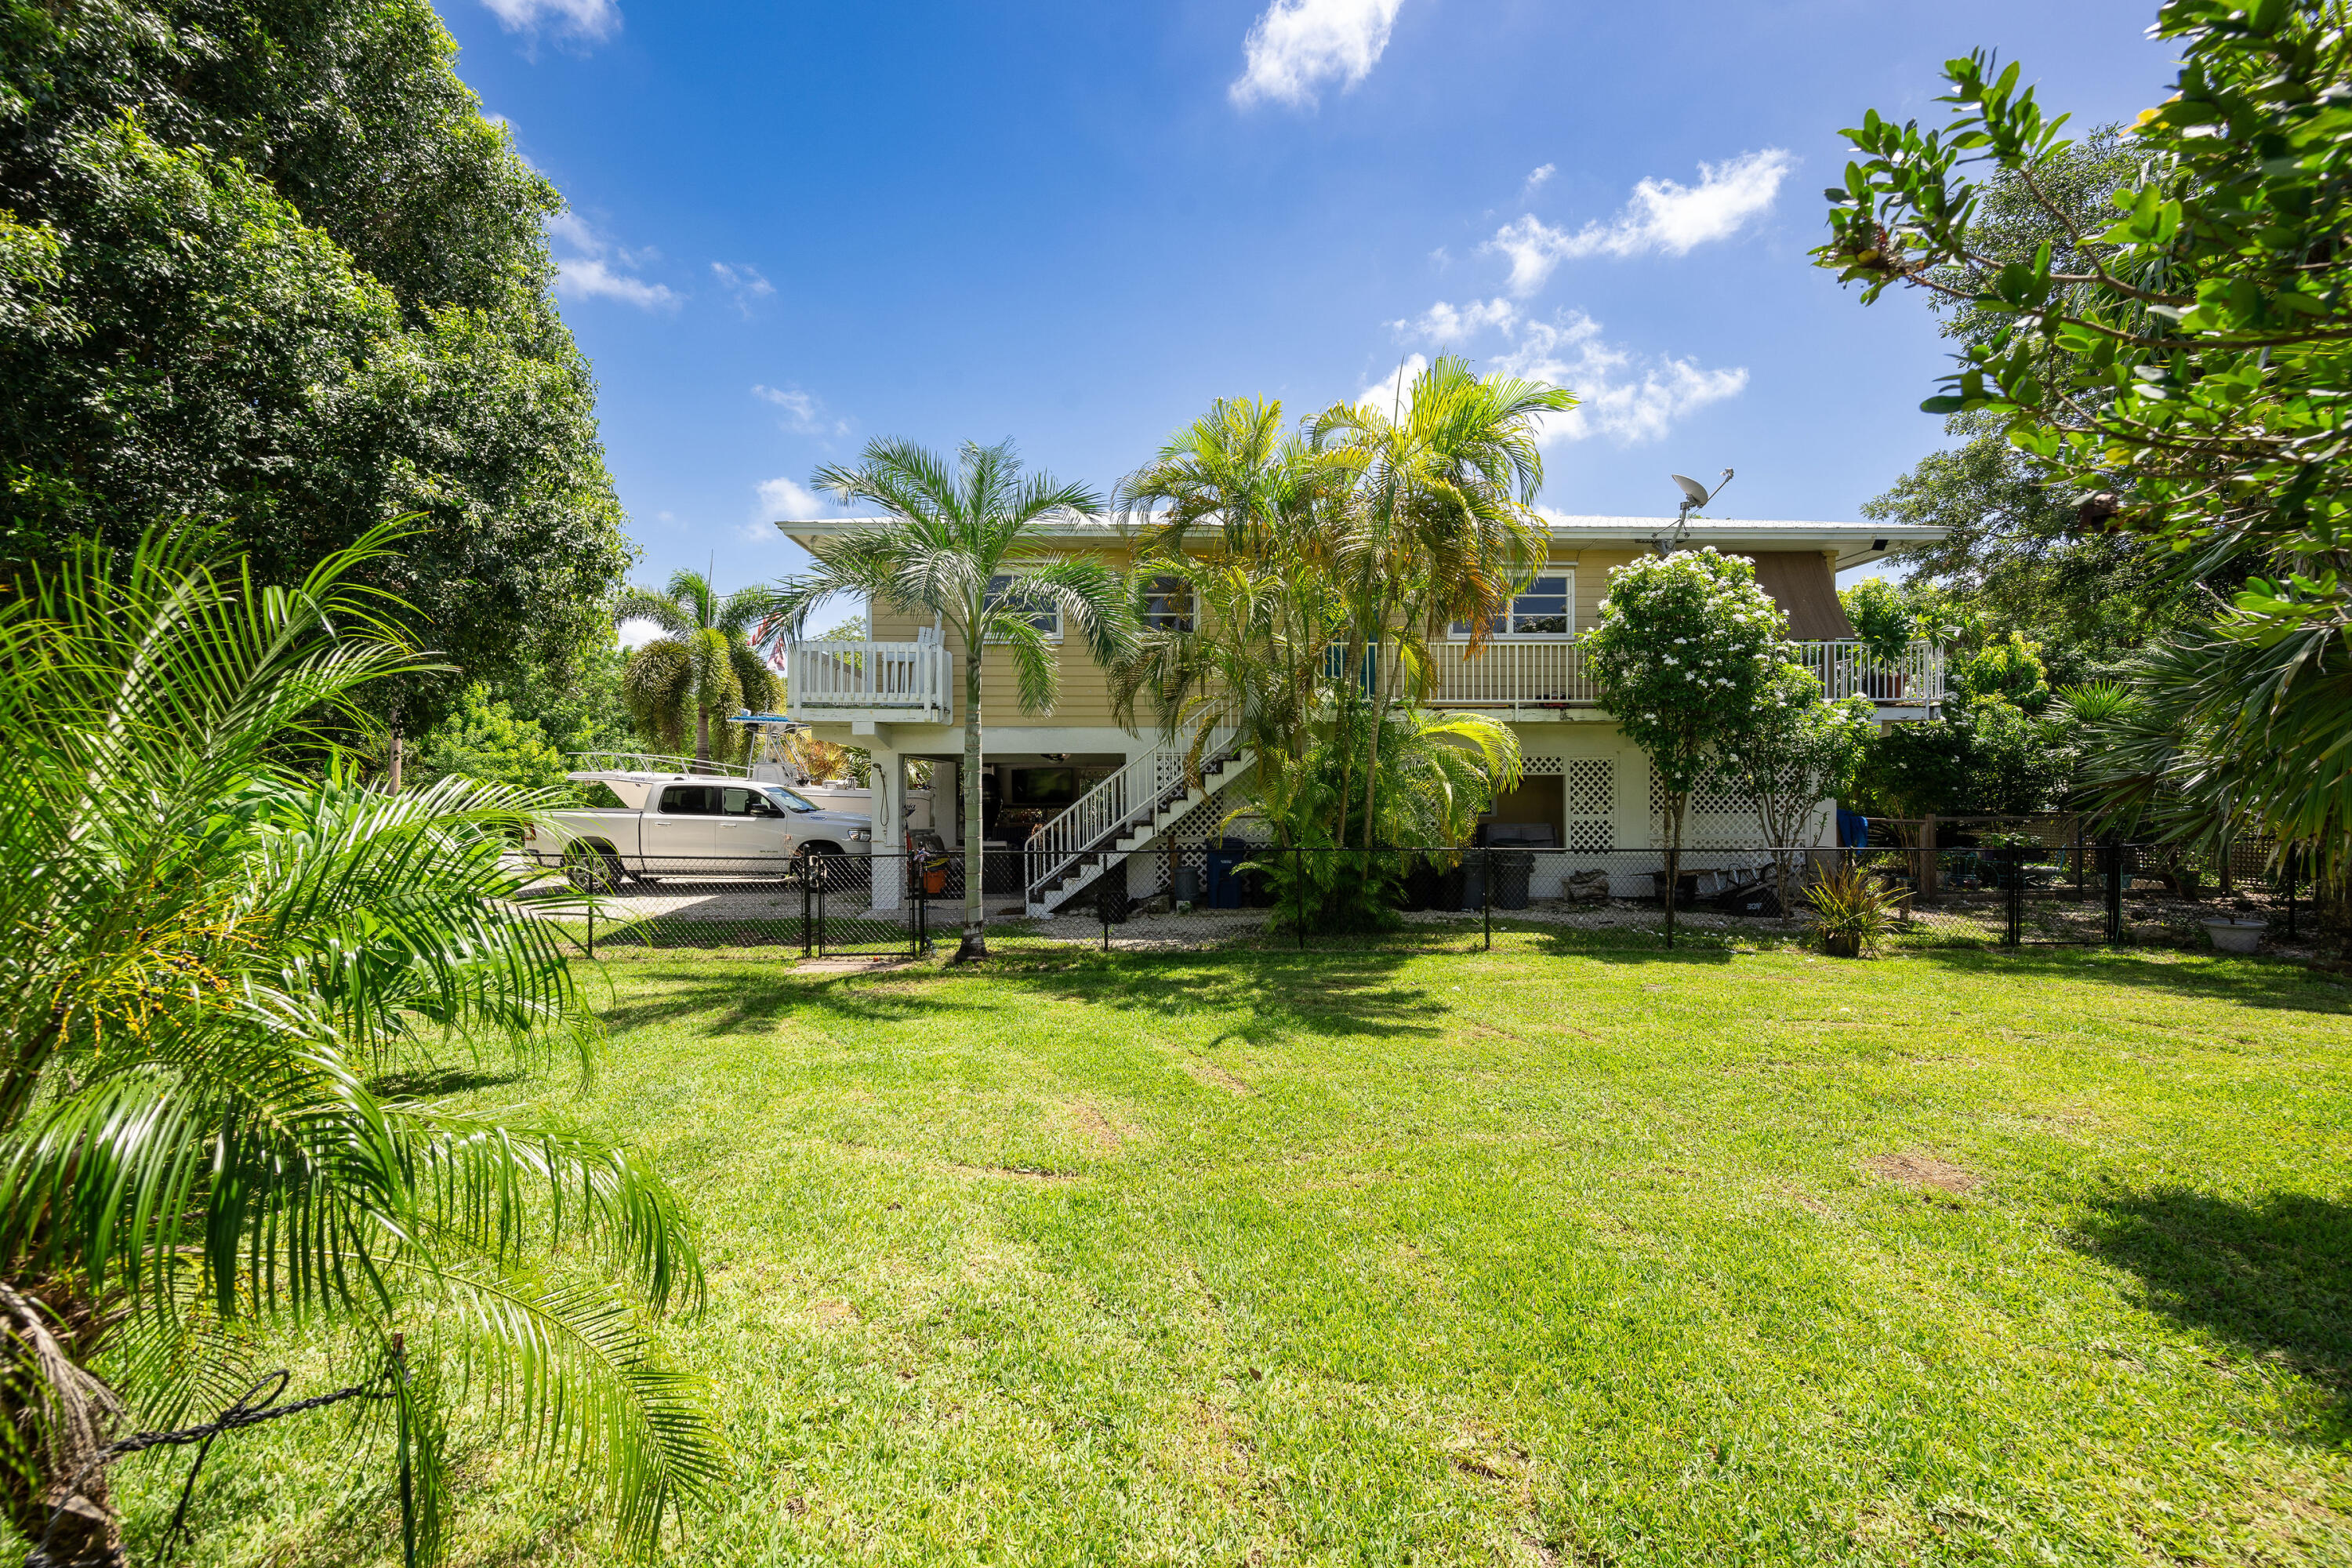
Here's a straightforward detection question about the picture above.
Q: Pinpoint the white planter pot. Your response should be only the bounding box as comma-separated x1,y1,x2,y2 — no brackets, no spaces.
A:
2202,918,2264,954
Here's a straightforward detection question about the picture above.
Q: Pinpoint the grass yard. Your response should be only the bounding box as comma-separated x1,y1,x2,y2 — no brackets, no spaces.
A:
132,935,2352,1566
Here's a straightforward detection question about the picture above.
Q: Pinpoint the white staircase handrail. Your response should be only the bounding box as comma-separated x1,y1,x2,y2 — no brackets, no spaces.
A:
1025,727,1237,900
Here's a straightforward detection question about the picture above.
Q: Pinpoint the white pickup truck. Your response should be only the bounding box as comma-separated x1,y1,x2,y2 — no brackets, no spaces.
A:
522,769,877,889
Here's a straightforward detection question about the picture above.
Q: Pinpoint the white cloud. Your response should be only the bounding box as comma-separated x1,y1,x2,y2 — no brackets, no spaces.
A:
711,262,775,315
1391,296,1516,343
480,0,619,42
1229,0,1406,109
758,477,833,520
1486,311,1748,446
1481,149,1795,295
555,256,677,310
1356,354,1429,414
546,211,677,310
1523,162,1555,198
752,384,848,437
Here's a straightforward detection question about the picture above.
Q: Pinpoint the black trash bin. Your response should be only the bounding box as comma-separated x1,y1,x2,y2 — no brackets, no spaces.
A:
1457,857,1486,912
1491,849,1534,910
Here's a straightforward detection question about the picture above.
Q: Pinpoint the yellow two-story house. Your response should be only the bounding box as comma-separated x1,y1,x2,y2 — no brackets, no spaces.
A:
774,511,1944,915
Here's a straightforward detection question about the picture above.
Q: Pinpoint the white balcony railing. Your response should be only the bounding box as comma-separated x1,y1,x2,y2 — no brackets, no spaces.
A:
786,641,954,722
1418,638,1944,710
784,637,1944,723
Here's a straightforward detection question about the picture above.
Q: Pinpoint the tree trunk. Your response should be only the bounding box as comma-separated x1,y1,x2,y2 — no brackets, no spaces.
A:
957,649,987,962
1,1283,125,1568
387,724,403,795
1664,789,1687,949
693,706,712,774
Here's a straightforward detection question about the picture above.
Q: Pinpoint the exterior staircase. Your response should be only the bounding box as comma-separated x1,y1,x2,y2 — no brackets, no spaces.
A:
1025,731,1249,916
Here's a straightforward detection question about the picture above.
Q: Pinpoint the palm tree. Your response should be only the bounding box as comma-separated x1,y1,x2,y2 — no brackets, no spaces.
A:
1112,399,1348,823
1313,356,1573,850
760,438,1132,960
0,529,717,1566
615,570,779,771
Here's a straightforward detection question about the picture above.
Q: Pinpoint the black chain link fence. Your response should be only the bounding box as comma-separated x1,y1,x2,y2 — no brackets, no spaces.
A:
510,836,2321,960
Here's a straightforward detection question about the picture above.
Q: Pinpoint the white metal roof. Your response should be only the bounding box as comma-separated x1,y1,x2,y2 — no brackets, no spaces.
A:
771,511,1942,571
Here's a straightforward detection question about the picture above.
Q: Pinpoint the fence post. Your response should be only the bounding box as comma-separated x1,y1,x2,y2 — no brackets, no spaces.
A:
2286,847,2300,942
1483,846,1493,952
2005,848,2023,947
585,900,594,963
1663,844,1676,951
1295,846,1306,950
2103,837,2124,945
802,858,813,959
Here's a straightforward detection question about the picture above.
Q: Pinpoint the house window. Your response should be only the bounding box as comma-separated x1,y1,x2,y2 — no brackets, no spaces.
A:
984,575,1061,640
1452,572,1574,637
1140,574,1193,633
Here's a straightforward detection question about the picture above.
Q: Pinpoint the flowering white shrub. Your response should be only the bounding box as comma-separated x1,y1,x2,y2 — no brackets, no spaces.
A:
1584,547,1787,851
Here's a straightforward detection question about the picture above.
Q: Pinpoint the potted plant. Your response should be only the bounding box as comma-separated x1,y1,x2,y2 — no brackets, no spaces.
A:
1806,865,1911,957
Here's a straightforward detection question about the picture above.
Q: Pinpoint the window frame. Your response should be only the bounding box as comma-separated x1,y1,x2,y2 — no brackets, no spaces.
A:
982,573,1063,643
1449,569,1577,641
1139,573,1195,634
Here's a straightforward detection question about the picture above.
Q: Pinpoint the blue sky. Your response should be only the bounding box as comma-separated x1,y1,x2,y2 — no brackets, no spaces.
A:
452,0,2167,620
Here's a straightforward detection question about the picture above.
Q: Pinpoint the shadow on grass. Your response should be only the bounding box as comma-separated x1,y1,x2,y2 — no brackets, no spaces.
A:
368,1065,532,1098
2076,1186,2352,1442
1904,945,2351,1014
589,946,1458,1048
974,946,1449,1047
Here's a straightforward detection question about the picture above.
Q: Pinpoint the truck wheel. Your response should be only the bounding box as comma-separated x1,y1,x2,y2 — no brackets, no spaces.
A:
562,841,622,895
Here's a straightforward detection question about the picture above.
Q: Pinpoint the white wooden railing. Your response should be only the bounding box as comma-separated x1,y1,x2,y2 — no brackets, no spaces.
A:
1417,638,1944,709
782,637,1943,724
1025,727,1238,901
786,641,954,720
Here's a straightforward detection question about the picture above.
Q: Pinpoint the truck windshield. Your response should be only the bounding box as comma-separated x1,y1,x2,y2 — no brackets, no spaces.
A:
764,788,818,814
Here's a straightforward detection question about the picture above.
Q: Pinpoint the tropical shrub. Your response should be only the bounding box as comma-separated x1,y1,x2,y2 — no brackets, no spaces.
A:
1806,866,1911,954
0,532,715,1564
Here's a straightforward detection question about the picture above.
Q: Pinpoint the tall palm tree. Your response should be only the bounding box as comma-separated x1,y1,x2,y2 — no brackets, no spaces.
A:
760,438,1132,960
615,570,778,771
0,528,717,1566
1112,399,1347,823
1313,355,1573,849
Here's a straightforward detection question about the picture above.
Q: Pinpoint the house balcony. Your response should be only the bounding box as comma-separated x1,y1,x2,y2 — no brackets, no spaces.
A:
784,637,1944,728
1417,638,1946,717
786,641,955,725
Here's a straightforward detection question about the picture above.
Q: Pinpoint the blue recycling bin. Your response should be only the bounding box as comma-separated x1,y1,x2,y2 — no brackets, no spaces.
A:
1203,837,1248,909
1837,807,1868,848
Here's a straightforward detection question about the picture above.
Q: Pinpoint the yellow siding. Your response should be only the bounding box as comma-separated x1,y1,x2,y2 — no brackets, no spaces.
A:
867,546,1132,726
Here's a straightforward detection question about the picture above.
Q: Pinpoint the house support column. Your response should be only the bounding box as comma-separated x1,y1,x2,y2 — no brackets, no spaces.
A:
935,760,960,848
869,753,904,912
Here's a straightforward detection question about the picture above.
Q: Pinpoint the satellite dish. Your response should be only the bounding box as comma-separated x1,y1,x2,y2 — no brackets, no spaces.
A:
1671,474,1712,508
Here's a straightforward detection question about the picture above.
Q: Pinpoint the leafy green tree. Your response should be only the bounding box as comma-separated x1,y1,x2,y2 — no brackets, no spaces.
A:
1585,548,1787,931
615,572,779,771
1712,666,1877,918
413,683,572,794
1839,577,1921,668
762,439,1132,960
1862,433,2193,686
0,531,713,1566
1951,630,2052,714
0,0,635,737
1817,0,2352,877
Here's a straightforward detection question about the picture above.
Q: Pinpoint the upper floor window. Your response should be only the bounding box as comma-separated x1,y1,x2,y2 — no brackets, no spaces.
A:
1451,573,1574,638
984,575,1061,641
1140,574,1194,633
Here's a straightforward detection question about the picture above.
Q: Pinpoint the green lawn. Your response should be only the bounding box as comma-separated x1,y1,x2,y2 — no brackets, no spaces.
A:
136,936,2352,1565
